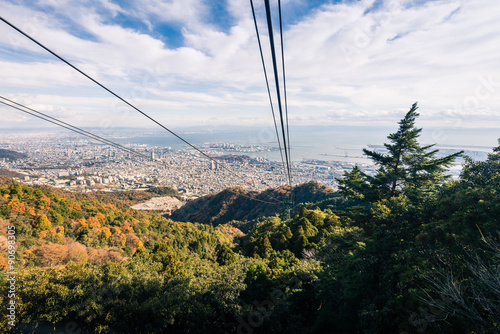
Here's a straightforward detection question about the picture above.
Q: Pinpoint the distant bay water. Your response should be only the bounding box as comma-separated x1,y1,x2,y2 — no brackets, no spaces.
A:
112,125,500,164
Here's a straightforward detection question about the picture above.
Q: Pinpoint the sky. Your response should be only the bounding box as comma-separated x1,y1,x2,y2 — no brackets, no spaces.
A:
0,0,500,135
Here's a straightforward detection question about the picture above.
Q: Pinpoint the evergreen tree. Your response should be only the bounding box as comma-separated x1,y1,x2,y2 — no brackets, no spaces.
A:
215,243,237,266
259,236,273,259
297,217,318,237
299,207,309,218
337,165,370,201
36,214,52,231
461,138,500,187
293,226,309,254
338,102,462,202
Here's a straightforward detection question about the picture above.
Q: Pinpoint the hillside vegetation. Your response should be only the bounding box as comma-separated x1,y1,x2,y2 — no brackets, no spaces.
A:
170,181,336,226
0,104,499,333
0,149,27,161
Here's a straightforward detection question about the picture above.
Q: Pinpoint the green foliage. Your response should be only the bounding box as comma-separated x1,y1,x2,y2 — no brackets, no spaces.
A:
4,254,253,334
215,243,237,266
35,214,52,231
146,186,182,199
337,165,369,201
338,103,462,203
2,134,500,333
51,211,64,225
461,139,500,187
244,208,349,259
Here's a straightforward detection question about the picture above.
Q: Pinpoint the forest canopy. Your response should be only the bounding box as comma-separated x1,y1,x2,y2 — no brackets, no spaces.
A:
0,104,499,334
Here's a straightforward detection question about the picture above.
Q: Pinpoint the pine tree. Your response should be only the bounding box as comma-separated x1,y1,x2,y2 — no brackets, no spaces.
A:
461,138,500,187
299,207,309,218
258,236,273,259
215,243,237,265
293,226,309,254
338,103,462,202
36,214,52,231
337,165,370,201
297,217,318,237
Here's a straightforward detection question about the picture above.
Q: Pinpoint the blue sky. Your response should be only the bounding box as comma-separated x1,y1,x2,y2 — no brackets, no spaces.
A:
0,0,500,135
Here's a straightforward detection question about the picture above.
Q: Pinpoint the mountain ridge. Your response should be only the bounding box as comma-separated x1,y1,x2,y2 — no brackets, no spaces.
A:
0,149,27,161
169,181,336,226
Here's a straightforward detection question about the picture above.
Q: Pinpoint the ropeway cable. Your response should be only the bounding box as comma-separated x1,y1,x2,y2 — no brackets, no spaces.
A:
0,16,282,204
249,0,288,186
262,0,292,188
0,97,281,204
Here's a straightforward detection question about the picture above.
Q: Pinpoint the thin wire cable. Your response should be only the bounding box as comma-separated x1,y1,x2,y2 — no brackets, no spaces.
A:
249,0,288,185
262,0,292,188
0,96,151,160
0,96,279,205
0,16,281,204
0,98,208,190
0,100,151,161
278,0,292,183
248,0,292,209
0,17,246,188
278,0,294,206
0,99,281,205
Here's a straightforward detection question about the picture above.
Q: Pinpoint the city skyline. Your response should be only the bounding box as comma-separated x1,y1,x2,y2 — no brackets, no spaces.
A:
0,131,359,195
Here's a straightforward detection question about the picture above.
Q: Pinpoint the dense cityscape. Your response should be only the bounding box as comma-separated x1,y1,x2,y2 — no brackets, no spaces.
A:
0,132,377,198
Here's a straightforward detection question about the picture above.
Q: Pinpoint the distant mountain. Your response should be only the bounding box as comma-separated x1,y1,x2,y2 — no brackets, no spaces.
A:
0,148,27,160
0,168,25,180
44,185,182,208
289,181,337,204
170,181,336,226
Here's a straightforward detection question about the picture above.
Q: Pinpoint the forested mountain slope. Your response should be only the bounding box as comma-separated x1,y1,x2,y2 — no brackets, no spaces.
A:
0,181,241,270
0,149,27,161
170,181,336,225
0,106,499,333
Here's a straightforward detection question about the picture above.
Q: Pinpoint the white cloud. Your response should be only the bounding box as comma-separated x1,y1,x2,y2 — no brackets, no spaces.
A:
127,0,211,33
279,0,500,122
0,0,499,129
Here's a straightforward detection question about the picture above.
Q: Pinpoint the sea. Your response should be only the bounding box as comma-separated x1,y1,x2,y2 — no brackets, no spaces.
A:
3,125,498,165
110,125,500,164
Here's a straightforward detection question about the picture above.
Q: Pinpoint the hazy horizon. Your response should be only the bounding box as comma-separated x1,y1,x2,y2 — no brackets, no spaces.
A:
2,124,497,165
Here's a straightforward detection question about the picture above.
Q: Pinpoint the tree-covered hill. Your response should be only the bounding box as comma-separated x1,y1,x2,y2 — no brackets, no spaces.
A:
0,104,499,333
0,181,241,271
38,185,182,208
0,149,27,161
170,181,336,226
0,168,26,180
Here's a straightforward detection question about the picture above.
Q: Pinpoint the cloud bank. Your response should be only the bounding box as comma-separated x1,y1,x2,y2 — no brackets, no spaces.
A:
0,0,499,129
